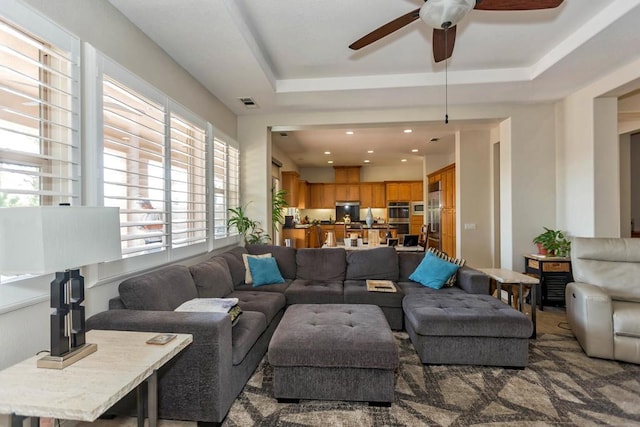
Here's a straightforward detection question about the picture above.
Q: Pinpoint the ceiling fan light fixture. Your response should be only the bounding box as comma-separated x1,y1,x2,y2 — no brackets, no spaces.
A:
420,0,475,29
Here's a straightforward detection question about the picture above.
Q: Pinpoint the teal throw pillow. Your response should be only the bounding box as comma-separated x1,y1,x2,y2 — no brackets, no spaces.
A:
409,252,461,290
247,256,285,287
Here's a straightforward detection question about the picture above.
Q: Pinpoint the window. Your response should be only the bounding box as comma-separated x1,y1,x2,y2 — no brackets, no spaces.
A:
102,75,166,257
213,137,239,241
0,17,80,208
169,111,207,248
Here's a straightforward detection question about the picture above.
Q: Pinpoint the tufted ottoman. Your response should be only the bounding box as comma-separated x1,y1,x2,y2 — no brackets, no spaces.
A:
268,304,399,405
403,294,533,367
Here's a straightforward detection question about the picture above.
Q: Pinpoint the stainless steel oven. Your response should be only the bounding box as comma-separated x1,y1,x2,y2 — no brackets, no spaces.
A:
387,201,410,223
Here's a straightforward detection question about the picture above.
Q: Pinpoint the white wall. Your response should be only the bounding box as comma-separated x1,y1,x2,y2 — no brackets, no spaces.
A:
458,130,492,266
0,0,237,370
558,57,640,238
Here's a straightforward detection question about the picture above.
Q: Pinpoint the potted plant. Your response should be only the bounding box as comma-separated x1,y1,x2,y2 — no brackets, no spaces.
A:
228,203,271,245
532,227,570,257
272,188,288,232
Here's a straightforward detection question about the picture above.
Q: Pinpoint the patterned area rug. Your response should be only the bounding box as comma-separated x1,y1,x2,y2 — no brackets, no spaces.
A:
223,332,640,426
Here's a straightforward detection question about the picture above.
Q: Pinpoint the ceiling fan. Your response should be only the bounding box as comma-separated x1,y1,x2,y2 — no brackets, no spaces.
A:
349,0,565,62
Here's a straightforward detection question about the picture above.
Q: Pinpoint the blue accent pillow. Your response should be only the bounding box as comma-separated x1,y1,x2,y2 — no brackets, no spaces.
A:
247,256,285,287
409,252,461,289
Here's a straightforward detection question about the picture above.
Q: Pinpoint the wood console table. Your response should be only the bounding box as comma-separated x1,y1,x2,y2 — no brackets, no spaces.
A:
477,268,540,338
0,330,192,427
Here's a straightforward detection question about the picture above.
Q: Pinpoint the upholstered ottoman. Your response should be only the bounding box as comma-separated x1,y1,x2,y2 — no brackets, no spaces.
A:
403,294,533,367
268,304,399,405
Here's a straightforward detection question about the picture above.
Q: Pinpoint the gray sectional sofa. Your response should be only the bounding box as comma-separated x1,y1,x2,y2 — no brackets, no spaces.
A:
87,244,491,426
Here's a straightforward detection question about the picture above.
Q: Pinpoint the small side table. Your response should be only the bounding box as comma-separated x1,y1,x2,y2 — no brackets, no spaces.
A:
477,268,540,338
0,330,192,427
524,254,573,308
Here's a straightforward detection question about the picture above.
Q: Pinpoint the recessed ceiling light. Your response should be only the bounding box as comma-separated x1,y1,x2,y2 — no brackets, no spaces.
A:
328,160,334,164
367,150,374,154
403,129,412,133
324,151,331,155
401,159,407,162
363,160,370,163
411,149,419,153
346,131,354,135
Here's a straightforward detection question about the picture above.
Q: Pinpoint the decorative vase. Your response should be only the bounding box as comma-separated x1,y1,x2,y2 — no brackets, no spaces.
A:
365,207,374,228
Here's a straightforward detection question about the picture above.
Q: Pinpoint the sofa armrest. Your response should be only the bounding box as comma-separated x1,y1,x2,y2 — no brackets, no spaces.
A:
87,310,233,423
456,266,490,294
565,281,614,359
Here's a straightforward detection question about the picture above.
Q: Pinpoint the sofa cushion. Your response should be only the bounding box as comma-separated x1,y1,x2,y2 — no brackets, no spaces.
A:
242,253,272,284
345,246,399,281
285,279,344,304
119,265,198,311
343,280,404,308
296,248,346,282
409,252,461,289
427,247,466,286
247,244,297,280
228,290,286,324
234,279,292,294
397,281,465,296
189,257,234,298
398,252,426,281
218,246,248,287
247,256,285,287
231,310,267,365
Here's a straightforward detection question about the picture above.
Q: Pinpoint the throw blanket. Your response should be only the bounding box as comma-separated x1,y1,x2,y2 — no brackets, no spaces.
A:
175,298,242,325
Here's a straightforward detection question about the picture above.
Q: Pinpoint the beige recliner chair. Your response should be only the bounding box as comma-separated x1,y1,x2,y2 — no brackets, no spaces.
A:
566,237,640,364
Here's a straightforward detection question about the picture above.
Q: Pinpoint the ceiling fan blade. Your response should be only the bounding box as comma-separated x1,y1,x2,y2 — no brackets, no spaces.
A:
349,8,420,50
474,0,564,11
433,26,457,63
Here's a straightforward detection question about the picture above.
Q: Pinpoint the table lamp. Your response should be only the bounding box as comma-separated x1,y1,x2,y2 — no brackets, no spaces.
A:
0,206,121,369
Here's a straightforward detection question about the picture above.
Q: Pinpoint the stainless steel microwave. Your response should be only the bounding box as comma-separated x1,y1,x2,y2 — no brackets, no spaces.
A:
411,201,425,216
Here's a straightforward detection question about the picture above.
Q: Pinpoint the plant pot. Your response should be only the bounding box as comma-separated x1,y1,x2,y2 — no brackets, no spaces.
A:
536,243,548,255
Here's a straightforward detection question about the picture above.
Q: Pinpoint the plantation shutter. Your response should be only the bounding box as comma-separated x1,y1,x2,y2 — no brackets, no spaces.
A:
213,137,239,239
0,18,80,207
169,111,207,247
102,75,167,257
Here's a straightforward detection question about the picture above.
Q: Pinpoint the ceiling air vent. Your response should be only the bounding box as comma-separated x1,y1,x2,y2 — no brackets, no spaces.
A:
238,97,259,109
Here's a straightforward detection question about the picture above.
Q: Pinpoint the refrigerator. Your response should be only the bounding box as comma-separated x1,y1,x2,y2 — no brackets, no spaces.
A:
427,181,442,250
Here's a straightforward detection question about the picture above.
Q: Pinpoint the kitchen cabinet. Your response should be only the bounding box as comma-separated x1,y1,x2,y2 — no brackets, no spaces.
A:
386,181,416,202
335,184,359,201
282,226,320,248
359,182,386,208
428,163,456,256
297,180,309,209
334,166,361,183
308,183,334,208
410,181,423,201
281,171,300,207
410,215,424,235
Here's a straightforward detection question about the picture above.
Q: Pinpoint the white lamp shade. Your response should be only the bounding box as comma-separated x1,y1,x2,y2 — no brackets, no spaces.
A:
420,0,475,29
0,206,122,275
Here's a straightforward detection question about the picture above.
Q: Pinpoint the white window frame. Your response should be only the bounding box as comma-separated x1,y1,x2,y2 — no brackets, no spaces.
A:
0,0,80,304
211,129,240,249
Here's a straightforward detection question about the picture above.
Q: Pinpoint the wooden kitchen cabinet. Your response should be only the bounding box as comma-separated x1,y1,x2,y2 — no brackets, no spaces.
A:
428,163,456,256
361,183,385,208
410,181,423,201
334,166,361,183
281,171,300,207
335,184,359,201
297,180,309,208
386,181,416,202
441,164,455,209
309,183,336,208
282,226,320,248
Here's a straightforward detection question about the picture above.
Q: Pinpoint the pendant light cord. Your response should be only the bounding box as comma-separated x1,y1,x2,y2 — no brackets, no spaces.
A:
444,28,449,124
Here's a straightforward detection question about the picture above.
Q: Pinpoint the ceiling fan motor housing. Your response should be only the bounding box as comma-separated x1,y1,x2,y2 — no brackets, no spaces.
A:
420,0,475,29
